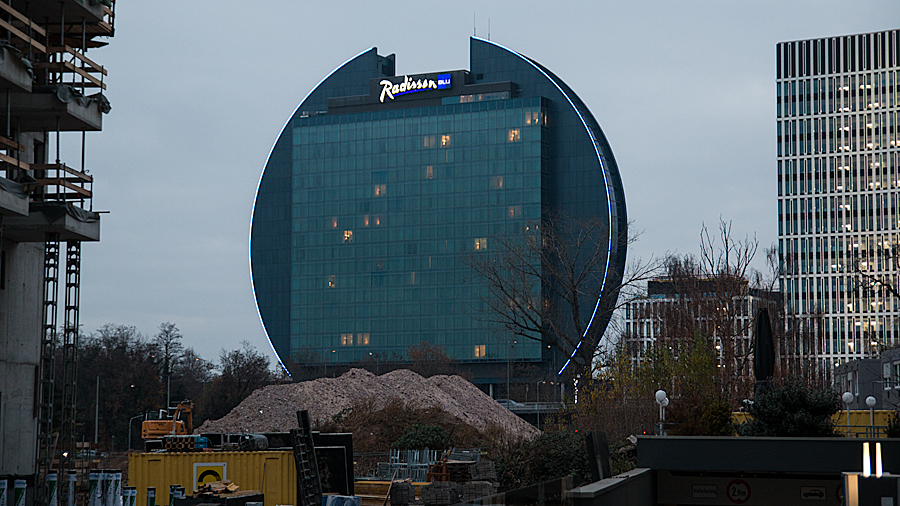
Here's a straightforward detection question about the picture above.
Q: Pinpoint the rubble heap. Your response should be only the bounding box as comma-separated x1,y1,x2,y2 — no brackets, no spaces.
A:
197,369,540,439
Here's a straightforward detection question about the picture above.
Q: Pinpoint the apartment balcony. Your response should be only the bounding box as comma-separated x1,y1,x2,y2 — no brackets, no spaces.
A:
2,201,99,242
12,0,109,29
1,161,98,241
4,85,106,131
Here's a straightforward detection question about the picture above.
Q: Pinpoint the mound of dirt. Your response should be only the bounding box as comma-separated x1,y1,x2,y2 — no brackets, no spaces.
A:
197,368,540,439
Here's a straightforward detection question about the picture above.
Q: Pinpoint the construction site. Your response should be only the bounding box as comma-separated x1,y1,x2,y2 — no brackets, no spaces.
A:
0,4,586,505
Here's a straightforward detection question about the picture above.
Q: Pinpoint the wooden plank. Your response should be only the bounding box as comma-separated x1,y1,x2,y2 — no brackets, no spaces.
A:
0,152,29,170
0,3,46,37
58,61,105,88
33,192,88,201
32,62,106,89
47,46,108,76
31,164,93,183
0,136,23,151
0,18,46,53
34,178,91,197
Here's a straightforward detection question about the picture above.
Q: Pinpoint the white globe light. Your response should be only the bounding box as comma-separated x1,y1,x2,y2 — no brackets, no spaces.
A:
866,396,877,408
655,390,667,403
842,392,854,404
661,398,670,407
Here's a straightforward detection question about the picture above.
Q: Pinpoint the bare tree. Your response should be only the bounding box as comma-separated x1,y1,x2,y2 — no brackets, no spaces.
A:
407,341,457,377
628,219,767,401
466,212,656,378
170,347,214,405
767,243,826,386
199,341,275,421
152,322,184,405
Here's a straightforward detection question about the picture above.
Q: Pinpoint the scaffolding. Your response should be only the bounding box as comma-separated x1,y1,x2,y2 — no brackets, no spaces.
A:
0,1,115,505
35,234,60,506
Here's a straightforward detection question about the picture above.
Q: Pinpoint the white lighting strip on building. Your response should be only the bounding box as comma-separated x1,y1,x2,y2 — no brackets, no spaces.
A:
250,47,377,376
472,38,616,376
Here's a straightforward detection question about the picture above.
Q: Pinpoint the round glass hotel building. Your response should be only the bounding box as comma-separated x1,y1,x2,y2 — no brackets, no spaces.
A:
251,38,627,384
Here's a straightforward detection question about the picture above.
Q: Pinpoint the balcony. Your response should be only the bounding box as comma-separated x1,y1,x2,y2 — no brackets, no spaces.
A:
1,200,99,242
0,157,98,240
12,0,108,28
5,85,106,131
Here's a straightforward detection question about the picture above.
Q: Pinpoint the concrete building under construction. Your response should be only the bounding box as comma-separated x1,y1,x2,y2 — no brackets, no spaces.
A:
0,1,115,505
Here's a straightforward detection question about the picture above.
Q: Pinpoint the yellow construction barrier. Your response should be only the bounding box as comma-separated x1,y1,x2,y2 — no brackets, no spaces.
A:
732,410,895,437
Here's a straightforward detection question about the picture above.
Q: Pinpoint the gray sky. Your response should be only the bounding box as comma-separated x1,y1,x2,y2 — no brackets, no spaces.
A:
74,1,900,365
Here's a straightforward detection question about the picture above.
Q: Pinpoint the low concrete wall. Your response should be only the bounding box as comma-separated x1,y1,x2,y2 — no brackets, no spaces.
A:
566,468,652,506
637,436,894,474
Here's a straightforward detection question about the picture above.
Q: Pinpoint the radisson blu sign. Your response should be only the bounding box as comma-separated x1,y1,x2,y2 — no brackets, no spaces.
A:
379,73,451,102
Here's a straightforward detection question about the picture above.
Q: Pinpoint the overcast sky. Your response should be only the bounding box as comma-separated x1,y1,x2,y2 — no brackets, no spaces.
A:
73,1,900,365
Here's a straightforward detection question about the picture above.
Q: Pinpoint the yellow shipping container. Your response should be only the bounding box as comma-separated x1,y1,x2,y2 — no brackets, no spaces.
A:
128,451,296,506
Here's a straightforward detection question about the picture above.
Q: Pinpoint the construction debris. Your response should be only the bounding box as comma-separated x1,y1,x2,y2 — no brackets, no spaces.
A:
198,369,540,439
195,481,239,496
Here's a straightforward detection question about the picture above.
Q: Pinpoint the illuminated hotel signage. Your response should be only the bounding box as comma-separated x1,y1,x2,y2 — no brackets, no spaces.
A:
379,73,452,102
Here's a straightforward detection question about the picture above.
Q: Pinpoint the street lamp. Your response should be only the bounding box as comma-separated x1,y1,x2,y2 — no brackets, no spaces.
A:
842,391,854,436
655,390,669,435
866,395,877,436
127,414,144,451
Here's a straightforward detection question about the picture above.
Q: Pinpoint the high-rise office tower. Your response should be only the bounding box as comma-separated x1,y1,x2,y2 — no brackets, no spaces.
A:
777,30,899,375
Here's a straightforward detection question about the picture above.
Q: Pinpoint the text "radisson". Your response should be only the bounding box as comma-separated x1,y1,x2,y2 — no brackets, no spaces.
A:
380,75,438,102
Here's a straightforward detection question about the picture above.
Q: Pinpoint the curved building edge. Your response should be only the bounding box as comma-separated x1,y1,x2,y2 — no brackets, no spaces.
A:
249,47,385,375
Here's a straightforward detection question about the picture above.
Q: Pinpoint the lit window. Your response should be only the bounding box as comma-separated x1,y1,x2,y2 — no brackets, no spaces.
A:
328,275,336,288
507,129,521,142
507,206,521,218
474,238,487,251
331,217,338,228
425,165,434,179
363,215,370,227
490,176,504,189
441,134,451,147
374,215,382,226
423,136,435,148
474,345,486,358
374,184,386,196
357,333,370,346
341,333,353,346
343,230,353,242
409,271,417,285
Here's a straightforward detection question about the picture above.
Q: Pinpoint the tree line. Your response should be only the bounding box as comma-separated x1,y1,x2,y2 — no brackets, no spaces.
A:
65,322,280,451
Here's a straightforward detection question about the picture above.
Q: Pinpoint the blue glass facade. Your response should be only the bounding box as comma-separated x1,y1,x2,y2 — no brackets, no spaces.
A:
252,39,626,380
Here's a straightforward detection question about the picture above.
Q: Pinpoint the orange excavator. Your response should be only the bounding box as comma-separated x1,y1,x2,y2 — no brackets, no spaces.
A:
142,400,193,442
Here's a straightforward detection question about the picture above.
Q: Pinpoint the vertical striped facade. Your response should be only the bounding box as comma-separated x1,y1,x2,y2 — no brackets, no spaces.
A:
777,30,900,376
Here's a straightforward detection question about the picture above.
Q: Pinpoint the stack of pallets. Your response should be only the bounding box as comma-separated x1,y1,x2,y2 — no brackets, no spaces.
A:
421,482,457,506
444,462,472,483
458,482,495,502
389,482,415,506
470,461,497,482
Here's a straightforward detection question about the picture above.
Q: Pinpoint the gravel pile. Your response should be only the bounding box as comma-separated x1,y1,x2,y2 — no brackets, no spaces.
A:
197,368,540,439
